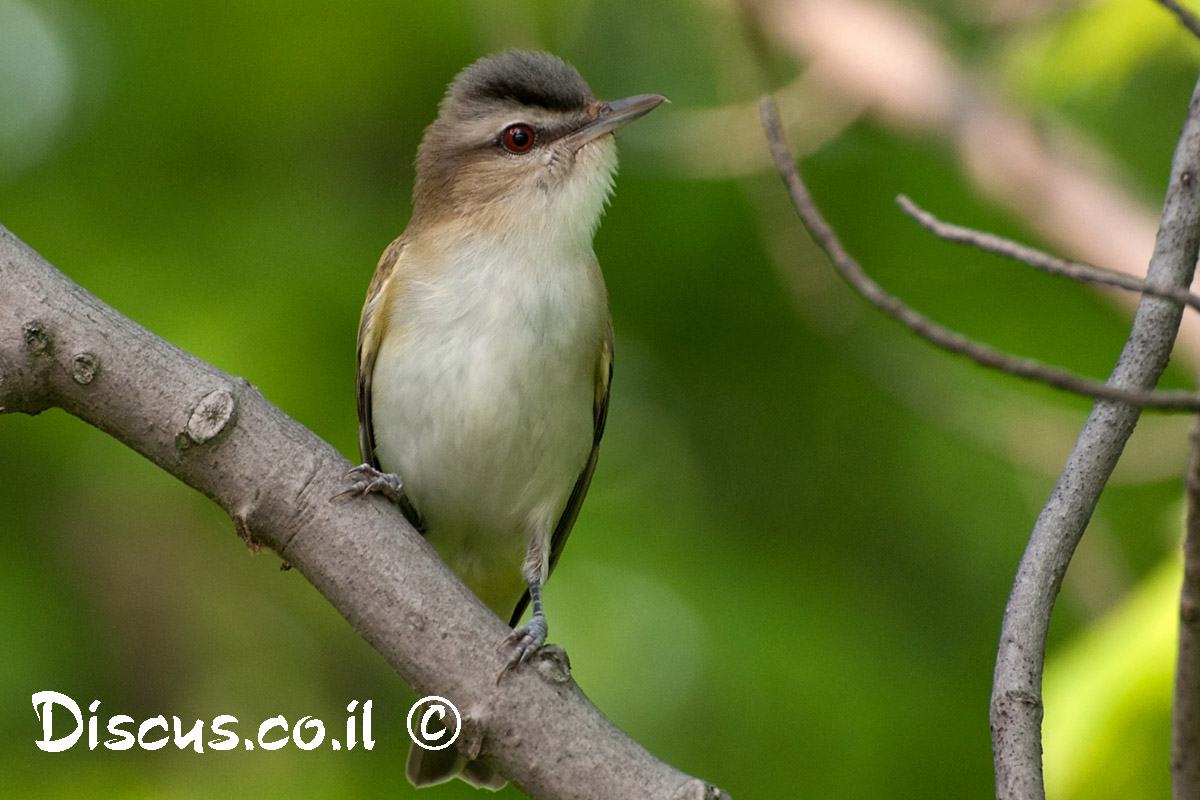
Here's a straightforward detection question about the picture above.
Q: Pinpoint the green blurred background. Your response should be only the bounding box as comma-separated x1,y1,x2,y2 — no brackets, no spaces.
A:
2,0,1199,797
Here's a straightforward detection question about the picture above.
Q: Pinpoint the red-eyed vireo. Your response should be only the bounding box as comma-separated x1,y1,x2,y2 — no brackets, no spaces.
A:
338,50,664,788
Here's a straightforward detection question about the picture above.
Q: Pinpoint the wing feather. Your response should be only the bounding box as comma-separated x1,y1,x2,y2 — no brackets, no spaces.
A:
354,236,427,532
355,237,405,468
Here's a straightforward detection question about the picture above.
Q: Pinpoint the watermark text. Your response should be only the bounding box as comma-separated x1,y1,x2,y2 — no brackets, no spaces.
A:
31,690,374,753
406,696,460,751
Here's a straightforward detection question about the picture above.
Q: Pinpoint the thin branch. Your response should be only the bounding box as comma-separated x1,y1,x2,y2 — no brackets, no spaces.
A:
1158,0,1200,41
897,194,1200,313
990,73,1200,800
761,73,1200,798
1174,415,1200,800
0,225,729,800
758,94,1200,411
757,0,1200,368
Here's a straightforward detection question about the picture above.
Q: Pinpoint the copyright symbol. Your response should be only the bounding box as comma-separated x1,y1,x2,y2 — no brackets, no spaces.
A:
406,696,461,751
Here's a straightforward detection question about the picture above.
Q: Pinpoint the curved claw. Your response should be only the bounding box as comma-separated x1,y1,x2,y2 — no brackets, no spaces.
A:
332,464,405,503
496,616,549,682
334,464,428,533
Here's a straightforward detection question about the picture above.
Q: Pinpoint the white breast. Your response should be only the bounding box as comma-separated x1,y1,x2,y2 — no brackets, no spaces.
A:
369,231,607,611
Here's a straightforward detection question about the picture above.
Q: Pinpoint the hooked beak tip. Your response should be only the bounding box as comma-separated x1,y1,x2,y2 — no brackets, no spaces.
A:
571,93,667,147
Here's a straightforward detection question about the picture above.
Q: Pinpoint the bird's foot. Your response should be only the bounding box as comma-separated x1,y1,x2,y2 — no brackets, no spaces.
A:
333,464,406,503
496,615,548,682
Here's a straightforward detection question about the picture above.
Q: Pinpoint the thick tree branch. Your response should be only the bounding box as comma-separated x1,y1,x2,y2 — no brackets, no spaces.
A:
0,224,729,800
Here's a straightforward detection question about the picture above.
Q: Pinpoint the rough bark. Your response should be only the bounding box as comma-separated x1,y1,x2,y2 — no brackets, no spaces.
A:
0,224,730,800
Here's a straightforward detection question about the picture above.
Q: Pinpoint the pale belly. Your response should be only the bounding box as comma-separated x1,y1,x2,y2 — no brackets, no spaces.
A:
369,253,604,617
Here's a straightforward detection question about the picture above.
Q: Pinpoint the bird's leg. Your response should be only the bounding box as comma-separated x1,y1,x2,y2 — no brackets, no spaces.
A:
498,578,548,680
498,535,553,679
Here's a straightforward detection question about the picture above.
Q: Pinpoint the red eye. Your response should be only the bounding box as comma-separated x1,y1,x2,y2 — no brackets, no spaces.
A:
502,124,535,153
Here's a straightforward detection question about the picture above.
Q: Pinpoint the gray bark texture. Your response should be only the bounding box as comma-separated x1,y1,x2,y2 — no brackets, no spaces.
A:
0,224,730,800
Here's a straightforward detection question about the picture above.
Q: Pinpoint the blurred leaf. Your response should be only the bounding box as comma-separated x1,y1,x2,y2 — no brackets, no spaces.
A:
1044,553,1178,800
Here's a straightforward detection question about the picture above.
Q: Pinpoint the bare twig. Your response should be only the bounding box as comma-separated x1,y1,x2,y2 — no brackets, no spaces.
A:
991,72,1200,800
758,0,1200,368
1175,417,1200,800
761,72,1200,797
1158,0,1200,41
758,94,1200,411
897,194,1200,313
0,224,729,800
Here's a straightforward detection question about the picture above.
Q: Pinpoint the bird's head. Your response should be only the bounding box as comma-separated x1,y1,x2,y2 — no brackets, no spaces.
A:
412,50,665,247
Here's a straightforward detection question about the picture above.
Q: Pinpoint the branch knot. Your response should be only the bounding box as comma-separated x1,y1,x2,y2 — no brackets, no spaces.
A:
178,386,237,447
71,352,99,385
22,320,52,358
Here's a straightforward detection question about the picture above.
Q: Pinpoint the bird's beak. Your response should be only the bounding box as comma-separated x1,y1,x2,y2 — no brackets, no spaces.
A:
568,93,668,148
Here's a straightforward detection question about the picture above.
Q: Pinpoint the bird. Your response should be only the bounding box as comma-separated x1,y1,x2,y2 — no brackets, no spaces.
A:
337,50,664,788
